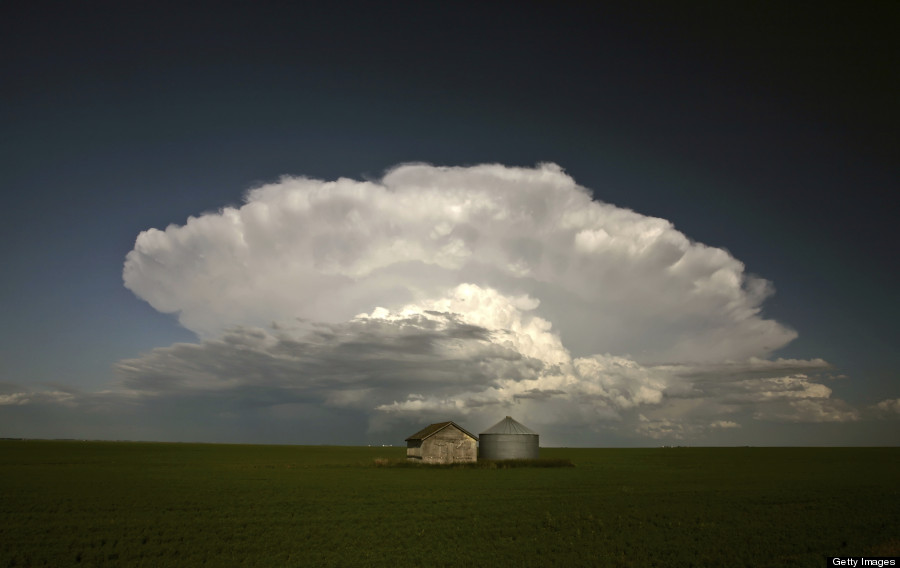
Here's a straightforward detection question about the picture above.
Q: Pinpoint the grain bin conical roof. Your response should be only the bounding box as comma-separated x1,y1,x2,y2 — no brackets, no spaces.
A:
481,416,537,435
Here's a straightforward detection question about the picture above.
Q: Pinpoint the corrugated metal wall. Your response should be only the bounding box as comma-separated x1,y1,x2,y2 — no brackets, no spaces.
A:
478,433,539,460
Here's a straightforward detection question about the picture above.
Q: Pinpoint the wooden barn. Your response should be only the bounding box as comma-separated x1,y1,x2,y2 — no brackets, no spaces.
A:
405,421,478,464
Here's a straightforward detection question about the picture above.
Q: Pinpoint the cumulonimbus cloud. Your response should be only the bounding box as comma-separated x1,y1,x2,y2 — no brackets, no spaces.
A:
123,163,795,363
108,163,876,441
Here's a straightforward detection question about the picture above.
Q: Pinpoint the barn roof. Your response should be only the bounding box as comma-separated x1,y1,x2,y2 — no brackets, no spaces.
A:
405,421,478,442
480,416,537,435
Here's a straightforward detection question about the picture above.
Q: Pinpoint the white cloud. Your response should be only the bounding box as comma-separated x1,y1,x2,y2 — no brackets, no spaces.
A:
873,398,900,415
752,399,860,423
123,163,795,364
0,390,77,407
636,415,692,440
106,163,893,442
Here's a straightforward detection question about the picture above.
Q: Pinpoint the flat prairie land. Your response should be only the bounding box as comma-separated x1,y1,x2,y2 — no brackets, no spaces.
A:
1,441,897,567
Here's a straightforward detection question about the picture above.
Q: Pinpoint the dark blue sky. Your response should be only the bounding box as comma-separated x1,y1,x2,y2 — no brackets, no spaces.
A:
1,2,897,444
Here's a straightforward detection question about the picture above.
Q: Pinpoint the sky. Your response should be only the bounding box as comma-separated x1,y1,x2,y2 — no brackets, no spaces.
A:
1,2,897,446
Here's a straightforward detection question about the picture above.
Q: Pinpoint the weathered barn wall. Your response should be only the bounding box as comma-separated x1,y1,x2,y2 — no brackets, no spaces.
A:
405,422,477,463
420,427,476,464
406,440,423,459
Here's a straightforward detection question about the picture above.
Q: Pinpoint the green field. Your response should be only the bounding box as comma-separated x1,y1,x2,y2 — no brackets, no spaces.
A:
1,441,897,567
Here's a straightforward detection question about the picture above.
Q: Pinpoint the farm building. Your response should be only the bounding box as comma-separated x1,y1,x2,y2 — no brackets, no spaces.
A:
478,416,540,460
405,421,478,464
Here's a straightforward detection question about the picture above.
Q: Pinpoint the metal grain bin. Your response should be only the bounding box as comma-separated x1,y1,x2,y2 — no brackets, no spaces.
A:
478,416,539,460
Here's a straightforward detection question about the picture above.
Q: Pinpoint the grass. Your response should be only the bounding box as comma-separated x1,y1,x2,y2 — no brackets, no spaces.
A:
1,441,898,567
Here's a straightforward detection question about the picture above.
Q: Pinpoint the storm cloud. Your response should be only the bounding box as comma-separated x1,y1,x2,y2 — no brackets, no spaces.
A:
100,163,875,442
124,163,795,360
